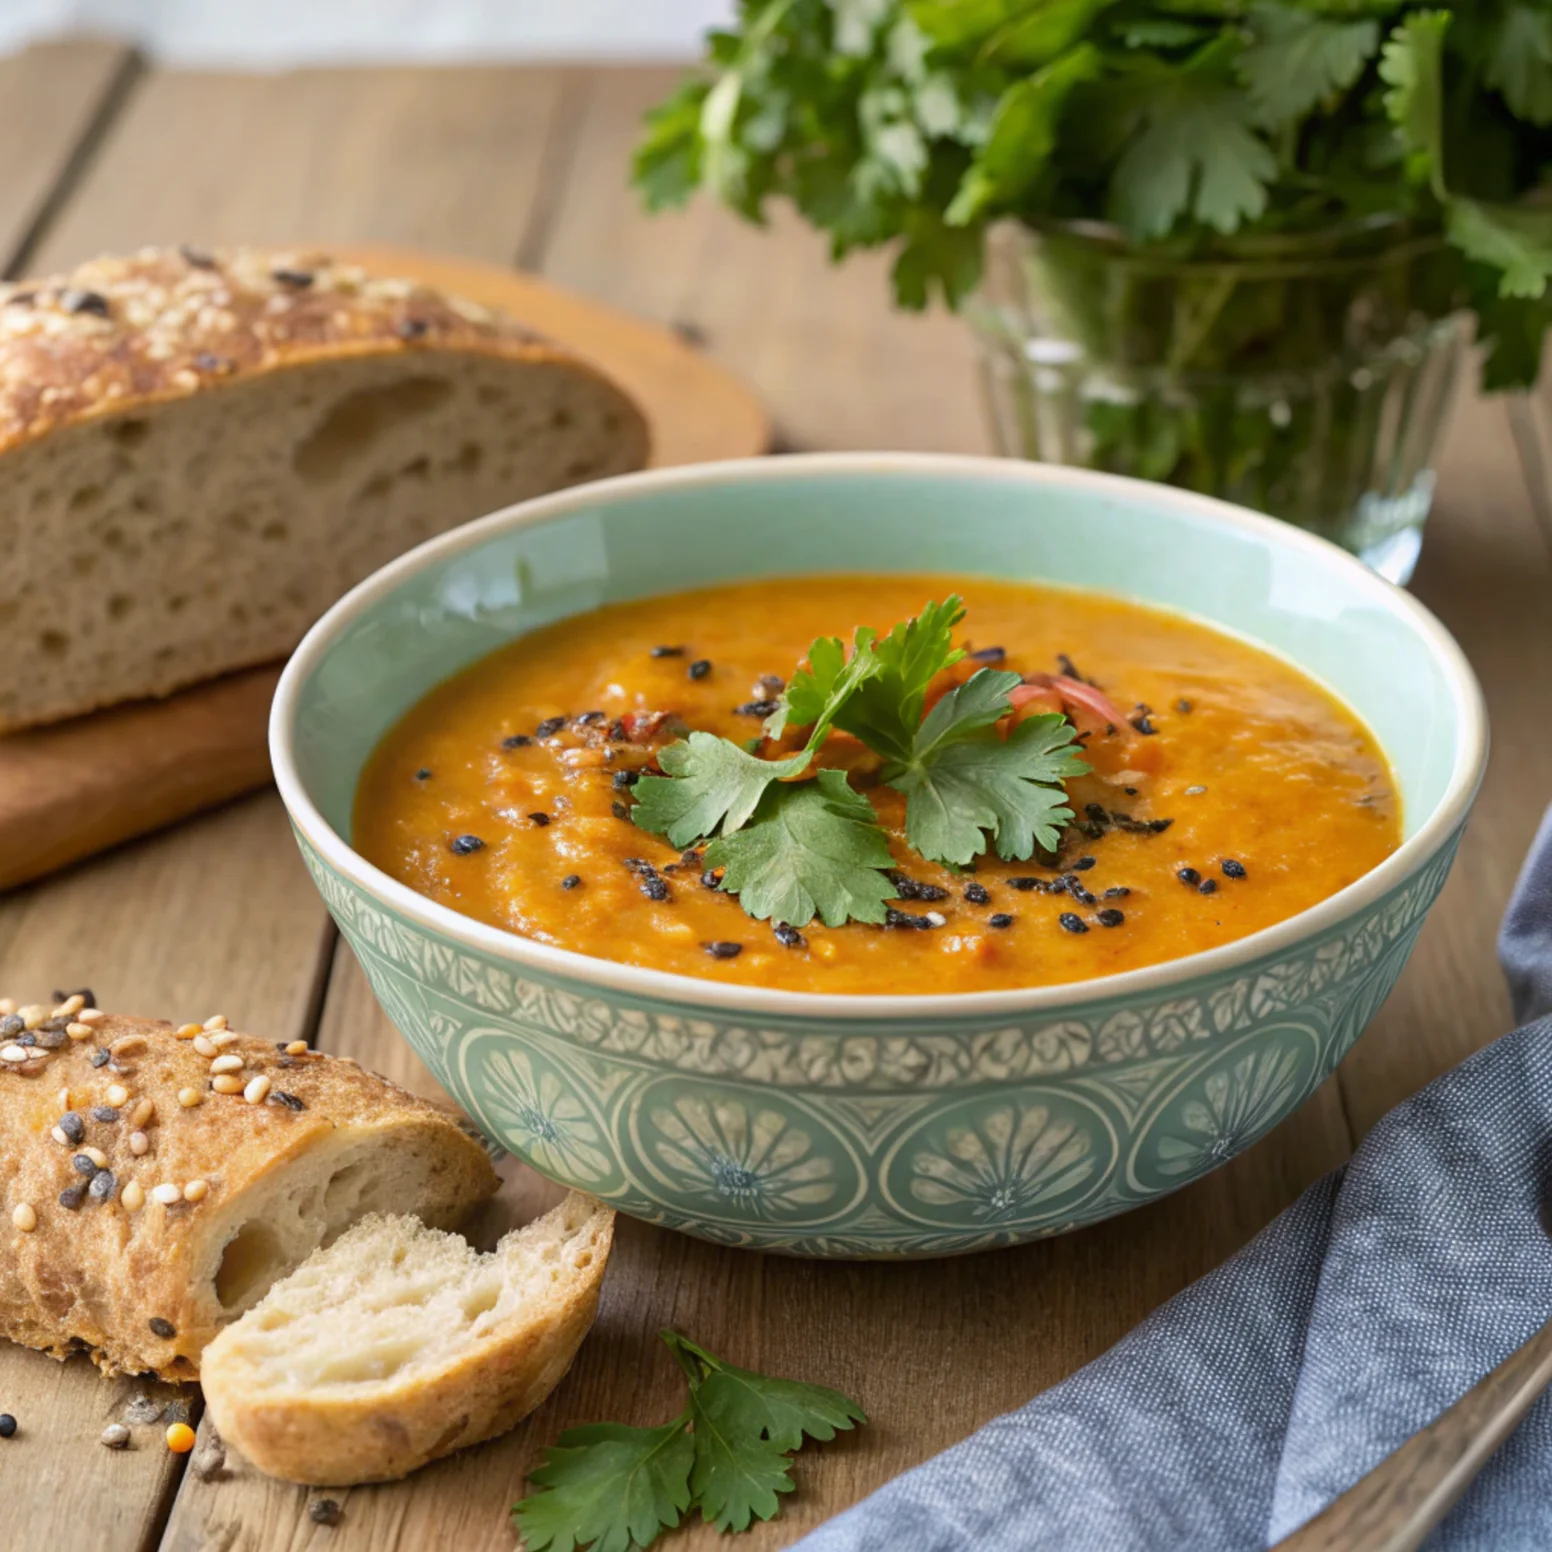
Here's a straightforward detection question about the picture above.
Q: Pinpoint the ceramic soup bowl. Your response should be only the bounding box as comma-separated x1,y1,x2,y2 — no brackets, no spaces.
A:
272,454,1486,1258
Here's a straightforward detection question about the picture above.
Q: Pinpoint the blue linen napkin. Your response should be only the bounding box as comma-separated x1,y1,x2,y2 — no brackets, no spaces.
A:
798,806,1552,1552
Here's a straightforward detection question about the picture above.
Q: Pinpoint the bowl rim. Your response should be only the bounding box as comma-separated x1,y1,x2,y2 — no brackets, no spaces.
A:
271,450,1488,1024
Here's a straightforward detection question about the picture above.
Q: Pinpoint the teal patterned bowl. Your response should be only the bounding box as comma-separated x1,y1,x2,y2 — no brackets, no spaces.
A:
271,454,1486,1258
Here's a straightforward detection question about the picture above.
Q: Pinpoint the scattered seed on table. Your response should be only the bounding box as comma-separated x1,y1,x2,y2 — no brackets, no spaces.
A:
704,942,743,959
310,1499,343,1527
688,658,712,680
1097,908,1126,928
1072,857,1096,871
165,1422,196,1454
988,913,1015,929
650,645,684,658
1177,867,1201,886
450,834,485,855
528,812,551,827
1198,878,1218,895
561,874,582,891
123,1396,162,1426
535,716,567,738
1059,912,1088,934
964,881,991,906
1221,858,1247,879
773,923,806,948
100,1423,130,1449
0,1415,15,1439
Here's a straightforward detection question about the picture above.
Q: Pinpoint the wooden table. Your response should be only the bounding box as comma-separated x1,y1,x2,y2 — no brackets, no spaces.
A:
2,37,1550,1552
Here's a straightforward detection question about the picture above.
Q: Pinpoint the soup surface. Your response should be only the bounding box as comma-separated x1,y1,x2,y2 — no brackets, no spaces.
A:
354,575,1400,994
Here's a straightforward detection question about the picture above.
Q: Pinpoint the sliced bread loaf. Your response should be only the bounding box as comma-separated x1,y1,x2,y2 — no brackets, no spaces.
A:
0,247,650,731
200,1194,614,1484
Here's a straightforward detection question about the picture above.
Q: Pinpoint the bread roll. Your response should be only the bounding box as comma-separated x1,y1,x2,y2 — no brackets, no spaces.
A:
0,1006,498,1378
0,247,650,732
203,1194,614,1484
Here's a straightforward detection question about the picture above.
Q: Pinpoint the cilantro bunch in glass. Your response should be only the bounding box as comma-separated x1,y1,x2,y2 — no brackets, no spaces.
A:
634,4,1552,578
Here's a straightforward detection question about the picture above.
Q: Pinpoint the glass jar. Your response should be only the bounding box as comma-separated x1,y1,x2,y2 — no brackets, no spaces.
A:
968,217,1468,583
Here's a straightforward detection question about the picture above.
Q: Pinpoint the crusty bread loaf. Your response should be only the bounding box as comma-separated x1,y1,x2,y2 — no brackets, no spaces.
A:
202,1194,614,1484
0,246,650,732
0,1003,498,1379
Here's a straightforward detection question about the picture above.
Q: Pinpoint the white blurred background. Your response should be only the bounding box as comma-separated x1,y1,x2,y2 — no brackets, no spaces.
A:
0,0,735,63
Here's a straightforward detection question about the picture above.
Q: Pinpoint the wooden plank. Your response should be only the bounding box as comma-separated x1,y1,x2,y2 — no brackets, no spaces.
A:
0,58,576,1552
150,65,1354,1552
1336,384,1552,1138
0,39,137,274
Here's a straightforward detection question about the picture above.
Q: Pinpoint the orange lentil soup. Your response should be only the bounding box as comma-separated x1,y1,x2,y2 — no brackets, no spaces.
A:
353,575,1400,994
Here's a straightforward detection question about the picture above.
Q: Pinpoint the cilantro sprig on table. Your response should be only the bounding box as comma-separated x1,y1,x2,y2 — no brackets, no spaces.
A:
629,598,1089,927
513,1330,866,1552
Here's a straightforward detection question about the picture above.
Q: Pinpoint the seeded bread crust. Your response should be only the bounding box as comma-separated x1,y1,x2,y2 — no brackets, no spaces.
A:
0,1006,498,1380
0,246,583,453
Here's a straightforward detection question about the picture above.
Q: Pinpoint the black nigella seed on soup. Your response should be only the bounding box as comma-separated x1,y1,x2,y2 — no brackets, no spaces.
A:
1073,856,1096,871
613,769,639,788
650,645,685,658
885,908,933,930
502,733,533,749
529,812,551,827
1129,706,1158,736
1222,858,1247,879
1057,652,1085,681
1103,886,1132,899
575,710,606,726
688,659,713,680
561,874,582,890
1059,912,1088,934
1097,908,1126,928
1198,878,1218,896
774,922,806,948
964,881,991,906
450,834,485,855
969,645,1006,663
735,699,780,717
611,801,630,820
1177,698,1193,714
1177,866,1201,886
535,716,566,738
414,768,432,781
701,869,721,890
705,941,743,959
988,912,1014,929
641,877,670,901
1007,877,1043,892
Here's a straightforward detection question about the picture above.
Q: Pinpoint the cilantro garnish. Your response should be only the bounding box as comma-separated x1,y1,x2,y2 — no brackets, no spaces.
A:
705,770,899,928
629,598,1089,925
513,1330,865,1552
882,669,1088,866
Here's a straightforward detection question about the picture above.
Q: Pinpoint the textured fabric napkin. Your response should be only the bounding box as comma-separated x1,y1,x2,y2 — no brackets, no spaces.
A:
799,806,1552,1552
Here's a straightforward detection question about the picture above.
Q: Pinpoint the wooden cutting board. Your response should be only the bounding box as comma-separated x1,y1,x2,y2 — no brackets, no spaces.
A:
0,246,770,891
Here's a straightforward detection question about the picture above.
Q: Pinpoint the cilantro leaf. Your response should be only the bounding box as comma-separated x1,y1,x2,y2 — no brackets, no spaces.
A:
883,671,1088,865
1379,9,1449,197
705,770,897,927
827,596,967,761
1238,5,1379,127
688,1376,796,1533
1110,76,1278,239
765,626,881,743
632,734,810,850
665,1333,868,1452
1449,196,1552,300
633,79,710,209
1483,4,1552,128
513,1416,694,1552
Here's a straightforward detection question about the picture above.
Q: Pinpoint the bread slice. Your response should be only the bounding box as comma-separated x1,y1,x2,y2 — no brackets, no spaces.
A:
201,1194,614,1485
0,1010,498,1379
0,247,650,731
